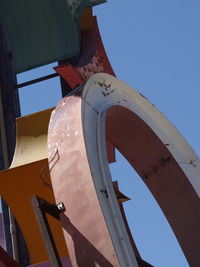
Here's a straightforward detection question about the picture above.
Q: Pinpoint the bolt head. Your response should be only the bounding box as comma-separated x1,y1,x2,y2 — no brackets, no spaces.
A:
57,202,65,211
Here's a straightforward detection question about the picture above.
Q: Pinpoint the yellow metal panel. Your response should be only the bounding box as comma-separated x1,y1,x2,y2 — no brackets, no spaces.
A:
10,108,53,168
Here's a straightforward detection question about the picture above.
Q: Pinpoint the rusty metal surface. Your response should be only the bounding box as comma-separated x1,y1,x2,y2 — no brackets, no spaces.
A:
76,17,115,77
55,17,115,87
48,96,120,267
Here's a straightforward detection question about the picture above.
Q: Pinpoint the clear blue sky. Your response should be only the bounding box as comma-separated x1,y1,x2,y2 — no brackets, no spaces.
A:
17,1,200,266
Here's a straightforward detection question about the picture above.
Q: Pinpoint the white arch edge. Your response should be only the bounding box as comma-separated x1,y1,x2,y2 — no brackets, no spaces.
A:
82,73,200,197
81,73,200,267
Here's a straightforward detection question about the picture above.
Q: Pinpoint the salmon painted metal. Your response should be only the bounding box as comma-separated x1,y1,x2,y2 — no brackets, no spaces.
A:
48,96,122,267
48,73,200,267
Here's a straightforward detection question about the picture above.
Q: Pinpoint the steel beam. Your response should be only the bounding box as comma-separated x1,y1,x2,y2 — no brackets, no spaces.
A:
32,195,63,267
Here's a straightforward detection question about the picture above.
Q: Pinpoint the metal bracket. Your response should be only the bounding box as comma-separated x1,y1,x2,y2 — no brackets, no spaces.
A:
16,73,59,89
32,195,65,267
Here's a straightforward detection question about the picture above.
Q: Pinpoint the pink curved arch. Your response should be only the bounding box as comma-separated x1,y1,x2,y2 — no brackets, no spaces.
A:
48,74,200,267
48,96,126,267
106,105,200,266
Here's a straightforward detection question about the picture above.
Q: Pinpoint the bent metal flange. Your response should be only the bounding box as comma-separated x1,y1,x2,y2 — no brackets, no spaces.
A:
48,73,200,267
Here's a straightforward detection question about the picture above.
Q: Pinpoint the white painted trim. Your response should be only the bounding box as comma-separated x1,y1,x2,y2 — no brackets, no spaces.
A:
81,73,200,266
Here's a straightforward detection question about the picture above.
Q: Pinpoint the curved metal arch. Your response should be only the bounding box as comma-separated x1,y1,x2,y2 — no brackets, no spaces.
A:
82,73,200,266
48,73,200,266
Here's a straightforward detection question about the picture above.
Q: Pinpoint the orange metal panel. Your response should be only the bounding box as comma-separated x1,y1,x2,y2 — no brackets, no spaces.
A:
0,108,68,264
0,160,68,264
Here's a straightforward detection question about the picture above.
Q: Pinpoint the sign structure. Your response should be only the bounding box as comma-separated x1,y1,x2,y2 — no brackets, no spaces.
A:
0,1,199,267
